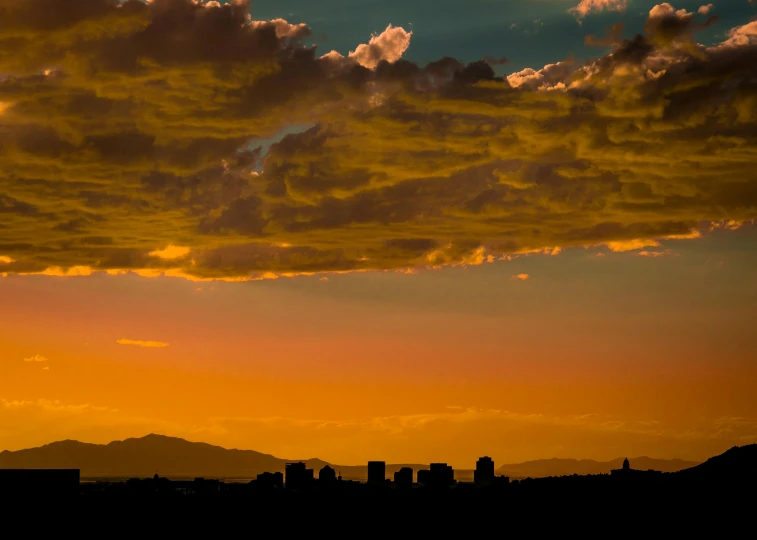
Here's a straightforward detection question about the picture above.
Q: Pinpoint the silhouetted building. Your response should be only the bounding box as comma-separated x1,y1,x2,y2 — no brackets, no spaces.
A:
394,467,413,488
611,458,662,478
418,463,455,487
368,461,386,486
0,469,80,498
475,456,495,486
256,471,284,489
285,462,314,490
319,465,336,483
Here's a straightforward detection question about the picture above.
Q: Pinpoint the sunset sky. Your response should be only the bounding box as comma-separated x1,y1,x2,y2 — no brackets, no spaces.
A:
1,0,756,468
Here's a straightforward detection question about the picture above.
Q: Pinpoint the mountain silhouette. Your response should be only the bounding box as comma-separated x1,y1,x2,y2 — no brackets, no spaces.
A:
0,434,703,479
496,456,699,478
0,434,421,479
0,434,287,478
675,444,757,478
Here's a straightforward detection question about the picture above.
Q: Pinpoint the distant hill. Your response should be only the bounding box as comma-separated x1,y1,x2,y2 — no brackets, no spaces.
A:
496,456,699,478
675,444,757,478
0,435,288,478
0,434,422,480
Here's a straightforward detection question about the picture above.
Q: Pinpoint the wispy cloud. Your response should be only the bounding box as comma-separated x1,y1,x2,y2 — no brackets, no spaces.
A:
638,250,672,258
513,274,530,281
23,354,47,362
148,245,191,260
604,239,661,253
116,339,169,348
698,4,714,15
569,0,629,20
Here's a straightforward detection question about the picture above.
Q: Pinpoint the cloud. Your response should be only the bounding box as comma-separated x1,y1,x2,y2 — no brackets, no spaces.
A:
41,366,50,371
585,23,626,47
149,245,191,260
665,230,702,240
604,239,661,252
513,273,530,281
646,3,719,49
347,24,413,69
638,250,672,257
570,0,629,19
716,21,757,50
698,4,714,15
0,0,756,282
0,256,14,264
116,339,169,348
23,354,48,362
507,60,574,89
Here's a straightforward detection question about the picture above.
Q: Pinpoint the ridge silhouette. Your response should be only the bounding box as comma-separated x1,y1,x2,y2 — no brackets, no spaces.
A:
2,442,755,531
0,434,701,479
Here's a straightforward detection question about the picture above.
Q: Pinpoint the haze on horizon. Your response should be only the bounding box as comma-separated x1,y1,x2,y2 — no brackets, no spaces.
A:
1,0,756,468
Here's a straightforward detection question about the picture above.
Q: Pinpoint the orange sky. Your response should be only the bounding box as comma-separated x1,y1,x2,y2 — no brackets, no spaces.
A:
2,230,756,467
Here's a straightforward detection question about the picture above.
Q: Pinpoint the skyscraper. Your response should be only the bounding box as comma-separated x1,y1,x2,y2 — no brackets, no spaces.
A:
285,462,314,490
394,467,413,488
367,461,386,486
418,463,455,487
319,465,337,483
475,456,495,486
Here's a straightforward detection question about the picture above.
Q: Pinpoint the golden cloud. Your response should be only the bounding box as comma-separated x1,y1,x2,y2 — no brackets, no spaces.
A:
148,245,191,260
0,0,756,281
23,354,48,362
604,239,661,252
570,0,629,19
116,339,169,348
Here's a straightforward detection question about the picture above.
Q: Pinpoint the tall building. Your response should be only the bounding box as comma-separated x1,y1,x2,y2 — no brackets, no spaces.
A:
394,467,413,488
367,461,386,486
319,465,337,483
285,462,314,490
475,456,495,486
418,463,455,487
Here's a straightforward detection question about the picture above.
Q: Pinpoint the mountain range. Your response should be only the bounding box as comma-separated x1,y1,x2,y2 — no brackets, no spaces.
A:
0,434,703,480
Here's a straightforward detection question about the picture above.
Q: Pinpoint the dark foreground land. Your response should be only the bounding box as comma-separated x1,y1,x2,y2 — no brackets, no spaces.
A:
2,444,755,531
3,474,756,533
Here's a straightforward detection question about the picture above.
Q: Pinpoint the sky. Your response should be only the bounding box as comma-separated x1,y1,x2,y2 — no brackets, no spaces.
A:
1,0,757,468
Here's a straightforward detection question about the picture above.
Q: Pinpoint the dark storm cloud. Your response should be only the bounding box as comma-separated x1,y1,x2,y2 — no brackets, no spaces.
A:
1,0,756,280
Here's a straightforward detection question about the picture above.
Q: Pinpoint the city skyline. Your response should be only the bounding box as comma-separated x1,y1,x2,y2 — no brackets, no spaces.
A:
2,0,757,466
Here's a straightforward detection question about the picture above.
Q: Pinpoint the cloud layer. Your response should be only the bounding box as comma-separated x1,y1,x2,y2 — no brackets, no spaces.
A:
1,0,756,281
